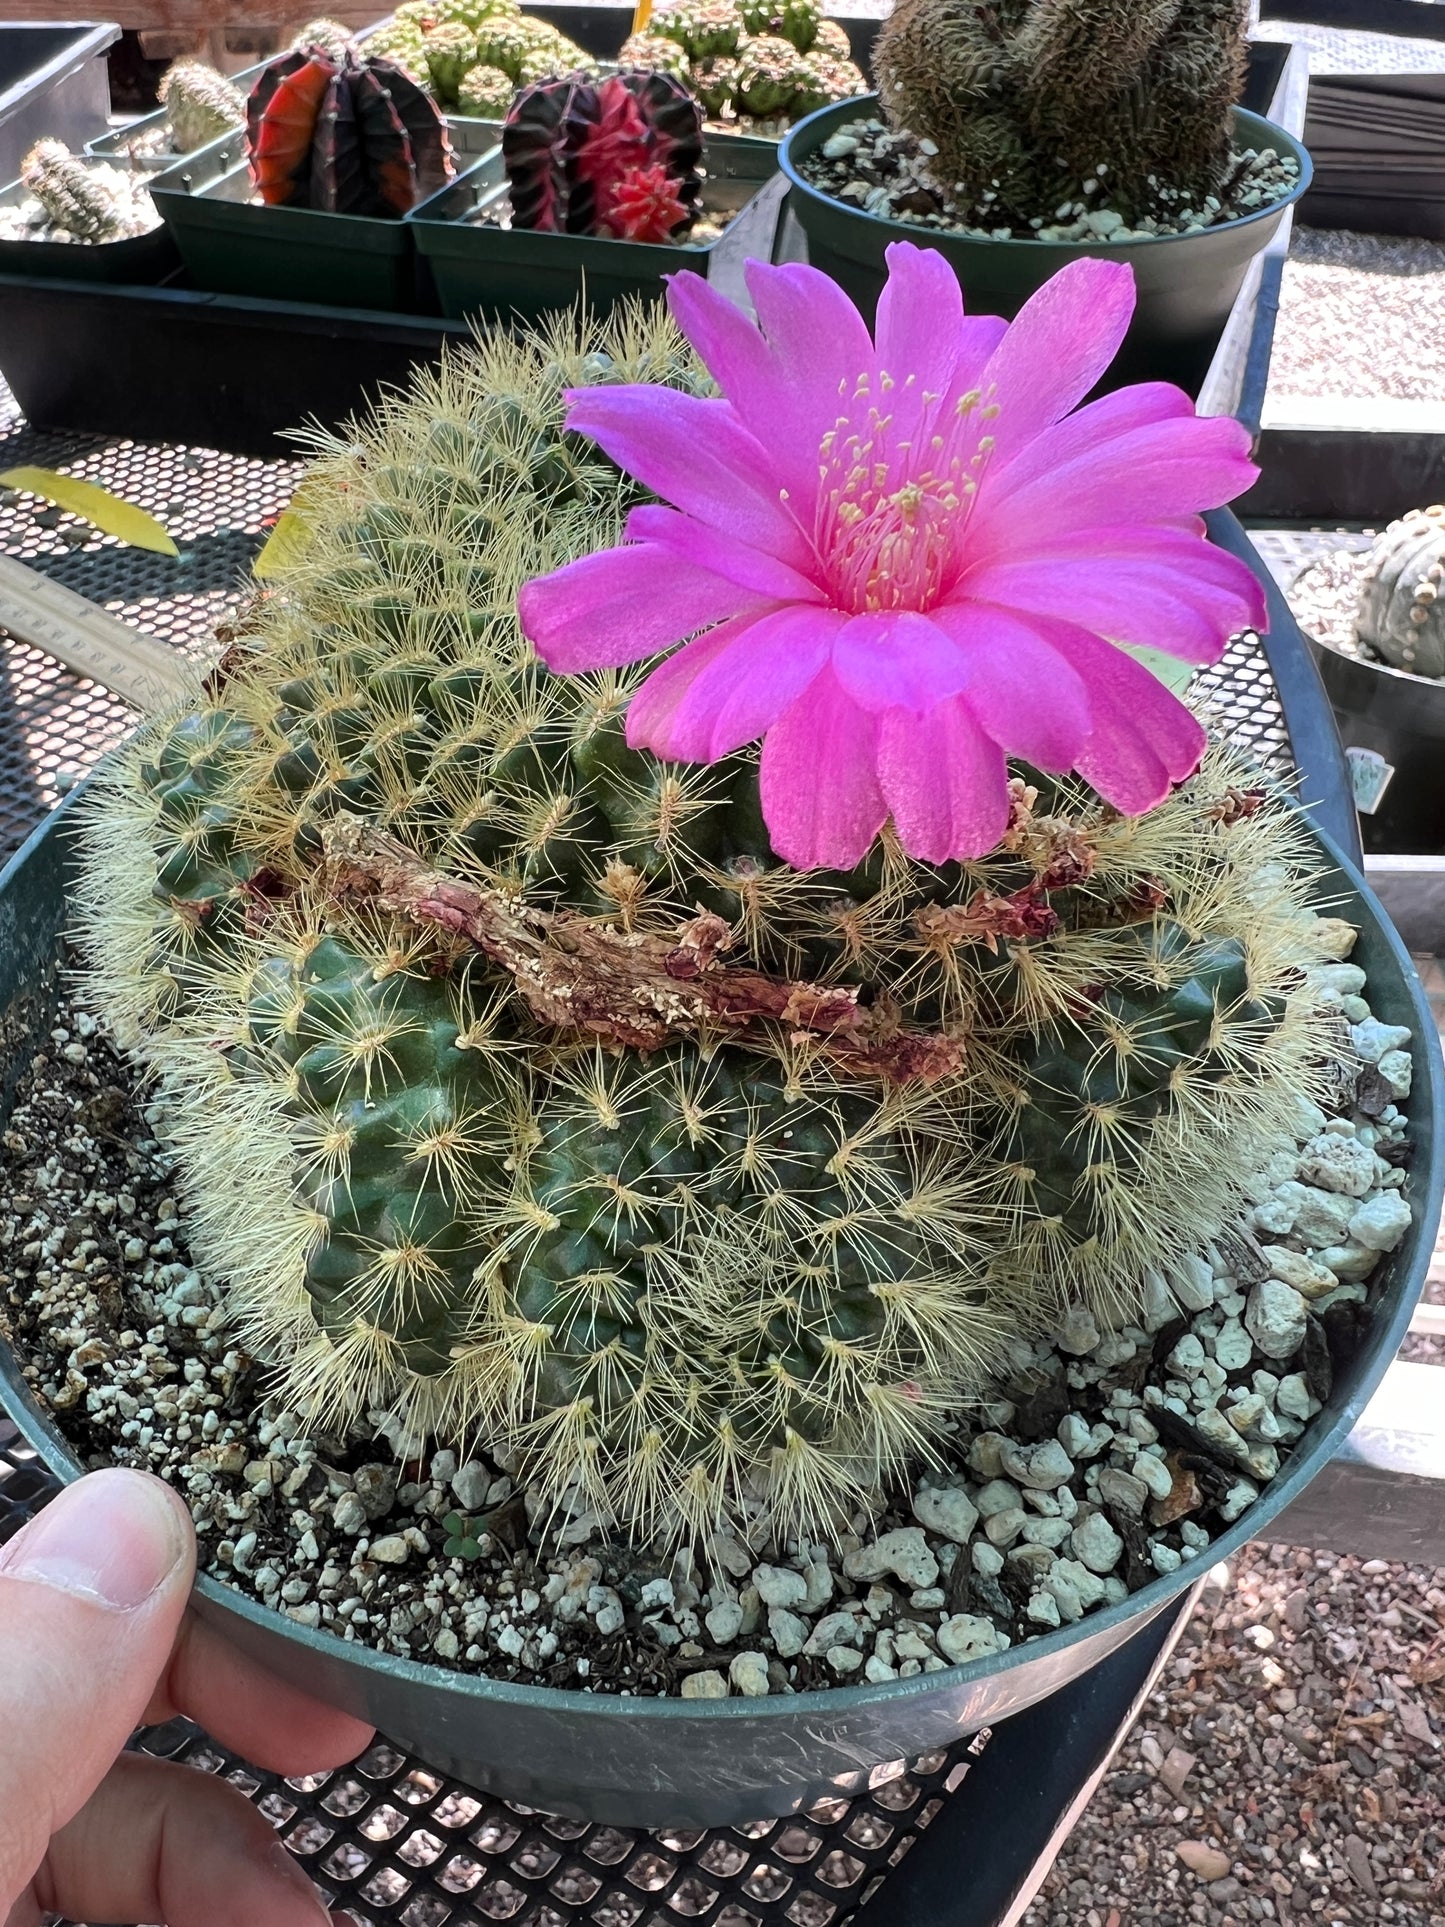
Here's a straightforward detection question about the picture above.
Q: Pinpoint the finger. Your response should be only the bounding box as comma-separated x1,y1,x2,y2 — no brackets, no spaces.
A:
0,1470,193,1906
21,1752,331,1927
145,1613,374,1774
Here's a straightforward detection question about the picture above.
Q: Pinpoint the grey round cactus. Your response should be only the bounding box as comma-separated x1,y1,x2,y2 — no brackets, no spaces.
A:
1357,506,1445,681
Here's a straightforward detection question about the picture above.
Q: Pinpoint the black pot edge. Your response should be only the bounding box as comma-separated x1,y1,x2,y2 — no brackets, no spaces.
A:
0,791,1438,1708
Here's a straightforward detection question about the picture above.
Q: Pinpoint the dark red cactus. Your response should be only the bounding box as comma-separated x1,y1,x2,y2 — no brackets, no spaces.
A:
247,43,452,216
502,71,703,242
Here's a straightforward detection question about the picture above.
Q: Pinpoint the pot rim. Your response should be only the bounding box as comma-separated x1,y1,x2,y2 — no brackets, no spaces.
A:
0,799,1438,1727
778,97,1314,251
1308,628,1445,694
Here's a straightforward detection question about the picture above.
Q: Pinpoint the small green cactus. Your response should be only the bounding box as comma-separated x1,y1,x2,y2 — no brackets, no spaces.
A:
690,53,742,114
291,18,356,58
740,0,820,52
424,21,477,105
457,61,517,116
791,49,867,116
811,17,851,60
77,303,1332,1548
653,0,745,59
158,60,247,151
735,33,808,116
1356,506,1445,680
618,30,694,81
20,140,125,241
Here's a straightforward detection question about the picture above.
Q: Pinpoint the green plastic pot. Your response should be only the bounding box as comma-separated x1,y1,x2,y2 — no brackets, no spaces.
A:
0,787,1438,1827
409,130,778,322
780,99,1313,393
149,131,424,314
0,154,178,283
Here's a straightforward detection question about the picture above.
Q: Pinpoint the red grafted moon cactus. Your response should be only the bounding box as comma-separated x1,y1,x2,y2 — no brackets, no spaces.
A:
502,70,703,242
247,42,453,216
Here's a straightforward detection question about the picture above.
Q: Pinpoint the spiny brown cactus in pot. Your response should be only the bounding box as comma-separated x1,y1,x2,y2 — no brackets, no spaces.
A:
873,0,1251,227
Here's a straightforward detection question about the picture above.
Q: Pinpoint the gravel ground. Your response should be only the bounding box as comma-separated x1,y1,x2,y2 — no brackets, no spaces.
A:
1027,975,1445,1923
1024,1544,1445,1925
1268,228,1445,405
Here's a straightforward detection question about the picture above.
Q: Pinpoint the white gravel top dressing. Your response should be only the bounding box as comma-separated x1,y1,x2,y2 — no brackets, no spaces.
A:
1269,227,1445,407
0,915,1416,1701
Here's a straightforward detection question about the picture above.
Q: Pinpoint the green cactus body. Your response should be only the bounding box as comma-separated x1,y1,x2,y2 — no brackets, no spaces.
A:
20,141,124,241
874,0,1250,226
291,18,356,58
78,306,1332,1546
159,60,247,151
1355,506,1445,680
792,49,867,115
735,33,807,116
740,0,820,53
470,16,583,82
424,22,477,104
457,61,518,115
362,23,430,75
619,31,695,81
811,18,851,59
690,54,741,114
654,0,745,59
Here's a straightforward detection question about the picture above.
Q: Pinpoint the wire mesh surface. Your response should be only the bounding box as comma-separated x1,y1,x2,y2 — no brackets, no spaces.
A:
0,1416,983,1927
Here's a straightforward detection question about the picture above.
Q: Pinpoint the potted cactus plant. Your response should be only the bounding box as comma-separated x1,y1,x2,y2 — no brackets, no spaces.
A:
0,246,1439,1829
410,67,781,321
149,35,455,311
1294,507,1445,855
0,138,178,282
620,0,868,136
779,0,1311,390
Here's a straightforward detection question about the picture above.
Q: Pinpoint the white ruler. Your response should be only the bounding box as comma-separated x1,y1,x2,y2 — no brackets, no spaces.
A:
0,554,198,712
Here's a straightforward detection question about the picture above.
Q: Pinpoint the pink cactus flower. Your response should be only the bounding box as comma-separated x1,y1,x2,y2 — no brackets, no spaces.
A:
519,244,1266,872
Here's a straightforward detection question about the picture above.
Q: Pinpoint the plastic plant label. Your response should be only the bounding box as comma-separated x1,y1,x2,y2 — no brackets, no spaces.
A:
1346,746,1395,815
0,467,179,557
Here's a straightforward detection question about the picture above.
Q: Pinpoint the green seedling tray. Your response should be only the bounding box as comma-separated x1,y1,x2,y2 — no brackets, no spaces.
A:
149,129,424,313
409,130,779,322
0,153,178,284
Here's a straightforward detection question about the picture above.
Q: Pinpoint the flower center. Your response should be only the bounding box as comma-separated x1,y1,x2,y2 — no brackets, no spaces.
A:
813,375,993,615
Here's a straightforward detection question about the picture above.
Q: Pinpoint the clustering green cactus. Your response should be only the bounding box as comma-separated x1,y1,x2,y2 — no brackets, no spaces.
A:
158,59,247,151
1355,505,1445,680
873,0,1250,226
644,0,865,126
366,0,595,109
20,141,127,240
78,304,1331,1547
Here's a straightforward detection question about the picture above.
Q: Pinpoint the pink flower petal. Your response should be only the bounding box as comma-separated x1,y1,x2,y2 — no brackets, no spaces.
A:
626,505,826,604
1044,622,1208,811
625,605,842,762
967,415,1259,557
831,610,973,714
957,558,1250,664
978,258,1137,464
520,542,767,674
981,380,1194,494
563,386,811,565
665,270,830,507
877,698,1011,865
873,243,1008,442
927,601,1090,769
759,669,887,871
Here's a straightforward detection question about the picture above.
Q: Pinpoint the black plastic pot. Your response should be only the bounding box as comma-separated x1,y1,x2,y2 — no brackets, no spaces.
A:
779,99,1312,394
1308,640,1445,856
0,151,179,285
149,131,425,314
409,130,779,323
0,797,1439,1827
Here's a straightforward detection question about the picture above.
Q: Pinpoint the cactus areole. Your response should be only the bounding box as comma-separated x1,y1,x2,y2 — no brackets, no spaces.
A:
246,42,453,216
503,71,704,240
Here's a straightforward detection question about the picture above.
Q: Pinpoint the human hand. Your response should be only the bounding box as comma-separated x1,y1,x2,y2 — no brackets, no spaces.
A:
0,1466,375,1926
